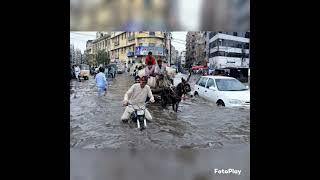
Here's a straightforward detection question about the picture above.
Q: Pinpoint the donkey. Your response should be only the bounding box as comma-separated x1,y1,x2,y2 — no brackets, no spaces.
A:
160,74,191,112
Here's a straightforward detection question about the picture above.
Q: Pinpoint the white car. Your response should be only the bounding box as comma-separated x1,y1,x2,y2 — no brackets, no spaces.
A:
193,76,250,107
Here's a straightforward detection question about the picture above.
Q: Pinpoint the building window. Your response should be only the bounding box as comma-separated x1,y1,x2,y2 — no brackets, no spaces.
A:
244,43,249,49
124,32,126,38
233,32,238,36
209,51,249,58
149,32,155,36
209,32,215,39
245,32,250,38
210,39,249,49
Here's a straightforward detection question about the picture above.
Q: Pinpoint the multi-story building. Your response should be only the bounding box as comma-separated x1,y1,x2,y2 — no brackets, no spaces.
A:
170,45,176,65
74,49,82,65
185,32,197,68
180,51,186,66
85,40,93,55
195,31,207,65
208,32,250,69
91,32,110,54
175,50,179,65
70,44,75,65
84,32,111,66
134,31,165,64
163,32,174,65
85,31,167,66
186,31,208,67
109,31,166,65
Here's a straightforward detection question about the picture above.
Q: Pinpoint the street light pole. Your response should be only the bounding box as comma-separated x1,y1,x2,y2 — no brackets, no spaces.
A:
169,33,172,66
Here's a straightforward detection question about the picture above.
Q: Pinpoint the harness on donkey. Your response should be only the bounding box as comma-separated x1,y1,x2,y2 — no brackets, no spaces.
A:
160,74,192,112
136,66,191,112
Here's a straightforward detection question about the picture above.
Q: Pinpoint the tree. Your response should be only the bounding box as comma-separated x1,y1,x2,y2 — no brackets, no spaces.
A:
87,54,96,66
96,49,110,66
74,49,82,65
70,44,75,64
82,52,90,65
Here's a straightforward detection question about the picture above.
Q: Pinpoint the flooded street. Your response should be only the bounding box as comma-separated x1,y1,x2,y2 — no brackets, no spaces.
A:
70,72,250,180
70,73,249,149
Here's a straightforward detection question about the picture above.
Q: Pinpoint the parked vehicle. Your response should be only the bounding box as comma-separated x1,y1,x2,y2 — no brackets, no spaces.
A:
79,64,90,80
106,63,118,78
193,76,250,107
117,63,125,74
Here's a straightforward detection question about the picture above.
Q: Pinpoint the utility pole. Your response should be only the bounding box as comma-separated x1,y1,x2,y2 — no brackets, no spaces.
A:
169,32,172,66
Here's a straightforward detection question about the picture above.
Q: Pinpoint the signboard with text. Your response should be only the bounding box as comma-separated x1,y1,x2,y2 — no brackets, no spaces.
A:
135,46,164,56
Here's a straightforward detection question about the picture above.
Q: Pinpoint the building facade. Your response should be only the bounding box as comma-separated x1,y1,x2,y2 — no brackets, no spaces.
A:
85,31,167,66
170,45,176,65
185,32,197,68
195,31,207,65
180,51,186,66
109,31,166,65
186,31,208,67
91,32,110,54
208,32,250,69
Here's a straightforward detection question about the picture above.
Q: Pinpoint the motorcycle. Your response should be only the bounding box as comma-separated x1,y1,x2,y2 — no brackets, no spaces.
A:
127,102,150,130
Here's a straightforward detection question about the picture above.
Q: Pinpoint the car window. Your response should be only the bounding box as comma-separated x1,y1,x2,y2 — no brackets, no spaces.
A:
215,78,247,91
205,78,215,88
198,77,208,87
195,77,202,85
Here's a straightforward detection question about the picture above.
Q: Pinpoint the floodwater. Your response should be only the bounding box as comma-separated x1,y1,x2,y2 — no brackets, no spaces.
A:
70,72,250,180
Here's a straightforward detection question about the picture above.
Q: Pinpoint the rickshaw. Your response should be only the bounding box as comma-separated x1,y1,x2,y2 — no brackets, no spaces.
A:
79,64,90,80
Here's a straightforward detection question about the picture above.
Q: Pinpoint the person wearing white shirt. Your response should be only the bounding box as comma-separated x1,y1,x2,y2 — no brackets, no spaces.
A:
74,65,80,82
121,76,155,123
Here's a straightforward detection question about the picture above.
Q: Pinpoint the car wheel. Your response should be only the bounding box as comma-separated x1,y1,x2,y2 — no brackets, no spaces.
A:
216,100,225,107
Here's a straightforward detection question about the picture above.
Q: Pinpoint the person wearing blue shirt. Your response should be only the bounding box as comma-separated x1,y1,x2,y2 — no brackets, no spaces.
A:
95,67,108,96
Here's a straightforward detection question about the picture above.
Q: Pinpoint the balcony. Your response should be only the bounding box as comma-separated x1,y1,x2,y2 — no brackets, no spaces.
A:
137,32,164,38
128,35,135,41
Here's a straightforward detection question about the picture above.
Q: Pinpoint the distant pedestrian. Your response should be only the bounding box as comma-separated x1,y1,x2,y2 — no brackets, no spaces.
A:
95,67,108,96
74,65,81,82
110,66,116,78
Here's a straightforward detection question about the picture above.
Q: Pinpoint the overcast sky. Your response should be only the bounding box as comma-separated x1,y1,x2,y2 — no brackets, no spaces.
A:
70,31,187,54
171,31,187,53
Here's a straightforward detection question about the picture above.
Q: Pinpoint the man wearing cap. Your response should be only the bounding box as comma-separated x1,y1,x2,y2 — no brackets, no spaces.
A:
121,76,155,123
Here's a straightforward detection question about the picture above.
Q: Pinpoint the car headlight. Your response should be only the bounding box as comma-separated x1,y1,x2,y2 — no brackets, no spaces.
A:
229,99,243,104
